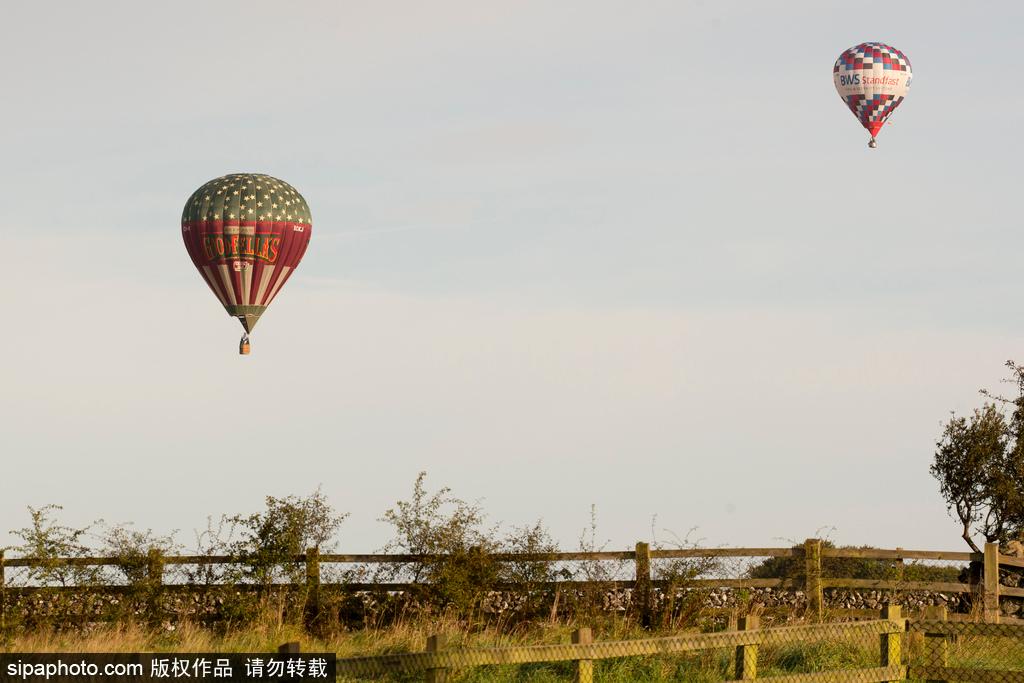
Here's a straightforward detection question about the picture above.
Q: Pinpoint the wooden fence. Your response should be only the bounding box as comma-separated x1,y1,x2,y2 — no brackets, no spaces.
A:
330,610,907,682
283,605,1024,682
1,539,1019,628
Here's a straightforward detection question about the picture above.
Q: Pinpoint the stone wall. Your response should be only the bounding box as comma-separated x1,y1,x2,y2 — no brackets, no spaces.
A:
6,581,1019,630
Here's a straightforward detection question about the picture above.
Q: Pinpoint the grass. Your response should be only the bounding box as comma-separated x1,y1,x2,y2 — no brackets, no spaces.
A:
5,614,1024,682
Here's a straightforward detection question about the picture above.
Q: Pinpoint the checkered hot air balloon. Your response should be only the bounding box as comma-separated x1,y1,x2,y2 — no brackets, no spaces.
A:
833,42,912,148
181,173,312,354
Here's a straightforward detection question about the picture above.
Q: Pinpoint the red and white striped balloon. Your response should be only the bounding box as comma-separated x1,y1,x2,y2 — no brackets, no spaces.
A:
181,173,312,351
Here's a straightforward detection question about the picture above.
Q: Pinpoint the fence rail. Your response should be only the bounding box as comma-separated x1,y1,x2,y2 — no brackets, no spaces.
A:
334,615,905,681
326,606,1024,681
2,540,1021,629
0,545,981,567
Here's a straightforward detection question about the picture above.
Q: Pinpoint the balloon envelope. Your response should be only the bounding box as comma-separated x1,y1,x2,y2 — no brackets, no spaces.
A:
833,42,912,140
181,173,312,333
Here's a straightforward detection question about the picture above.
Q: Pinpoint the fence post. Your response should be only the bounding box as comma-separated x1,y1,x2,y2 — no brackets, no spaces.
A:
879,604,901,682
572,627,593,683
146,548,164,625
147,547,164,586
635,541,653,628
804,538,823,623
983,541,1000,623
734,614,759,680
278,642,301,653
922,604,948,683
305,546,321,588
304,546,322,628
425,634,448,683
0,549,5,632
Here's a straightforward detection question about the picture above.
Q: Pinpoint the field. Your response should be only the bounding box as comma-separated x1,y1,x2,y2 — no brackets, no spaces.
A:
4,540,1024,680
7,610,1024,682
0,613,899,682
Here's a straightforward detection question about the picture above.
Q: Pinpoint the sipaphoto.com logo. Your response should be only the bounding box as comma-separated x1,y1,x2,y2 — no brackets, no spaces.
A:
4,656,141,681
0,653,335,683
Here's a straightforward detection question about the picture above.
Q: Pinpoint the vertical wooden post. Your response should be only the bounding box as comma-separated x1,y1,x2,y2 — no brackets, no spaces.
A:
147,548,164,586
278,641,301,653
735,615,760,680
983,542,1000,623
572,627,593,683
922,605,948,683
804,539,823,623
146,547,164,625
304,546,321,628
305,546,321,588
894,547,905,581
0,549,6,632
635,541,653,628
879,605,901,682
425,634,448,683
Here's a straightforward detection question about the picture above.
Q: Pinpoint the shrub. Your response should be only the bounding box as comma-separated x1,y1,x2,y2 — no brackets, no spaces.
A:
8,505,103,587
99,523,179,586
500,521,561,617
224,488,348,587
556,505,627,621
747,541,961,583
650,526,722,629
378,472,501,616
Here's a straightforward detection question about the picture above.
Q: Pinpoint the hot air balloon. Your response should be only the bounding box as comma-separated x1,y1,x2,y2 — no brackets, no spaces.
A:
181,173,312,354
833,42,912,148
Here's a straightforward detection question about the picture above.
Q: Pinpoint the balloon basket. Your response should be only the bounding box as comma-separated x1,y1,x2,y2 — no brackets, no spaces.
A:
239,337,251,355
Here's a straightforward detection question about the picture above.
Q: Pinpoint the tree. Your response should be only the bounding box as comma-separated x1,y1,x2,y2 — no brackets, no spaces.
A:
748,540,958,582
99,523,179,585
378,472,501,613
8,505,103,587
932,361,1024,552
225,488,348,586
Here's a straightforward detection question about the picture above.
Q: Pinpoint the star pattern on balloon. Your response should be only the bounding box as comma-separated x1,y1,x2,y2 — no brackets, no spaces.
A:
181,173,313,349
182,173,311,225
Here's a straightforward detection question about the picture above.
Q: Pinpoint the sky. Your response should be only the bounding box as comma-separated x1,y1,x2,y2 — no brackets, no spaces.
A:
2,0,1024,558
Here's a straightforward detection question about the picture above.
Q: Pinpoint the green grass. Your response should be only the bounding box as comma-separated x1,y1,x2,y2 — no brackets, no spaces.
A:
6,616,1024,682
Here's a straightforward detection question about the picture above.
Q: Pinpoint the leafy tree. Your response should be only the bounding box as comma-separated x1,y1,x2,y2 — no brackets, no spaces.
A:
8,505,103,587
932,361,1024,552
378,472,501,613
502,520,561,585
225,488,348,586
748,541,958,582
931,404,1008,552
99,523,179,585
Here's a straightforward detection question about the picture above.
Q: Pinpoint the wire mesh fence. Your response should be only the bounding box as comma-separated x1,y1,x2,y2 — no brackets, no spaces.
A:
906,615,1024,682
333,608,1024,682
334,615,905,682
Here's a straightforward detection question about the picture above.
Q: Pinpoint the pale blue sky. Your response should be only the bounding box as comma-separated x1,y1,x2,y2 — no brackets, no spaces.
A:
2,1,1023,555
